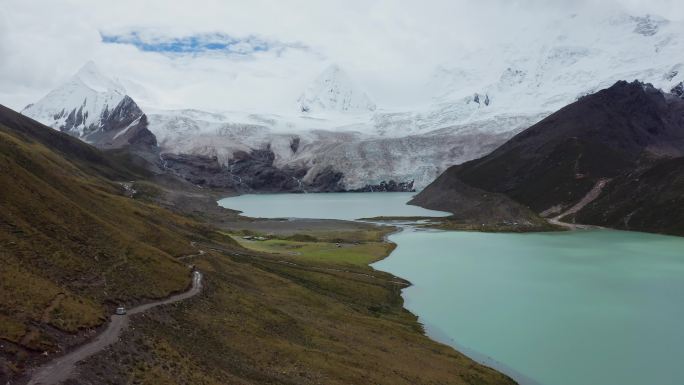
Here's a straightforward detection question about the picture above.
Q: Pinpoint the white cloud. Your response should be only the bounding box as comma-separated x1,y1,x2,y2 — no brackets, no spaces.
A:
0,0,682,112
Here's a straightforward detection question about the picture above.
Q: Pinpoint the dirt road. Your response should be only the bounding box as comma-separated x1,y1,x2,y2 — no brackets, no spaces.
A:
549,178,610,230
27,271,203,385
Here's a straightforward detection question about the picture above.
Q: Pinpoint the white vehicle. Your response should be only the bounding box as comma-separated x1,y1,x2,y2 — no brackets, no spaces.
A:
115,306,127,315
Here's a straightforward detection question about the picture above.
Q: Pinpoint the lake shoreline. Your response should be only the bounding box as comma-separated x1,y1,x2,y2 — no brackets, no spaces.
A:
219,192,684,385
218,193,524,384
377,226,543,385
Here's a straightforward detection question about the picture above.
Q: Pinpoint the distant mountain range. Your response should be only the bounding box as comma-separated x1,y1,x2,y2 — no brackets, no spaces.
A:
20,13,684,193
413,80,684,236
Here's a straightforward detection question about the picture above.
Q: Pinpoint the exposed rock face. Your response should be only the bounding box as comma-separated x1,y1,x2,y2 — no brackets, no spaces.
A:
160,149,345,193
159,147,420,193
671,82,684,98
100,96,144,132
351,180,415,192
413,81,684,236
87,102,157,150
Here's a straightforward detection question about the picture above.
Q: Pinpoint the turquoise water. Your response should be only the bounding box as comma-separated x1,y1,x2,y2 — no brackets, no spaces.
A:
374,228,684,385
219,193,684,385
218,192,449,220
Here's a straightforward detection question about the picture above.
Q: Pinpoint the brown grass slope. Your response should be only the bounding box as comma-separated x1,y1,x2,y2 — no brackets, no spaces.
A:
0,105,202,377
74,247,516,385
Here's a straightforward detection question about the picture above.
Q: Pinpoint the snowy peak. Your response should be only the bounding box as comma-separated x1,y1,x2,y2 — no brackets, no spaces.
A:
74,61,126,94
423,13,684,121
297,65,376,114
21,61,154,149
22,61,128,137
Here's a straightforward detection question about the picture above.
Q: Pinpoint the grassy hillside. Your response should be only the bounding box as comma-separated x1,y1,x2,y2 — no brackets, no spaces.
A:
75,232,515,385
0,106,212,377
230,234,394,267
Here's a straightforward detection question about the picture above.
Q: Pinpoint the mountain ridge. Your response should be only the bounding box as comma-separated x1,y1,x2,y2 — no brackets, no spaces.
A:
411,80,684,236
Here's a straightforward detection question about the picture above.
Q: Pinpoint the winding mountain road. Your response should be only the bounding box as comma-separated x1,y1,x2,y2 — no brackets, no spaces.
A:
27,271,203,385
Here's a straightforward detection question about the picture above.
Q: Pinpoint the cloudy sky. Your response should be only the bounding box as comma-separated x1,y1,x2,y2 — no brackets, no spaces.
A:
1,0,682,112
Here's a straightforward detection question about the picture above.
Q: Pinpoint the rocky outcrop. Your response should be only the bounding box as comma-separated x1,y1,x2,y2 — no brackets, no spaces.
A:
100,96,144,133
159,144,429,194
671,82,684,98
351,180,415,192
82,96,157,150
61,105,88,135
160,149,345,193
160,149,417,193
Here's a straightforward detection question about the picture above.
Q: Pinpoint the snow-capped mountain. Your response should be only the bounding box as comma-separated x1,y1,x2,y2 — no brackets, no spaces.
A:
22,62,155,149
297,65,376,114
424,14,683,117
21,12,684,191
148,11,684,190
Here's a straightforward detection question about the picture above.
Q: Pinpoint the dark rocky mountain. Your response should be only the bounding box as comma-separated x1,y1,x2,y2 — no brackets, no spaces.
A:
409,174,547,227
412,81,684,236
571,156,684,235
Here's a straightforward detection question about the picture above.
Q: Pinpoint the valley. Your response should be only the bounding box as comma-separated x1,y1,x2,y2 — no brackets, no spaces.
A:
6,69,684,385
0,105,515,385
4,4,684,385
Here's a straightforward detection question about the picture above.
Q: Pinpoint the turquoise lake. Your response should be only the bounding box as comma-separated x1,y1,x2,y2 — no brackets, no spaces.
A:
219,193,684,385
218,192,449,220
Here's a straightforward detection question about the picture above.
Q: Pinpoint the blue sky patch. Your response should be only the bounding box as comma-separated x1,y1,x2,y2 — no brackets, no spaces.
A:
101,32,299,55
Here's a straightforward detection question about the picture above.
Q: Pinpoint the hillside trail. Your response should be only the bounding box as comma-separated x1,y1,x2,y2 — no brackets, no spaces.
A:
548,178,610,230
26,271,203,385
